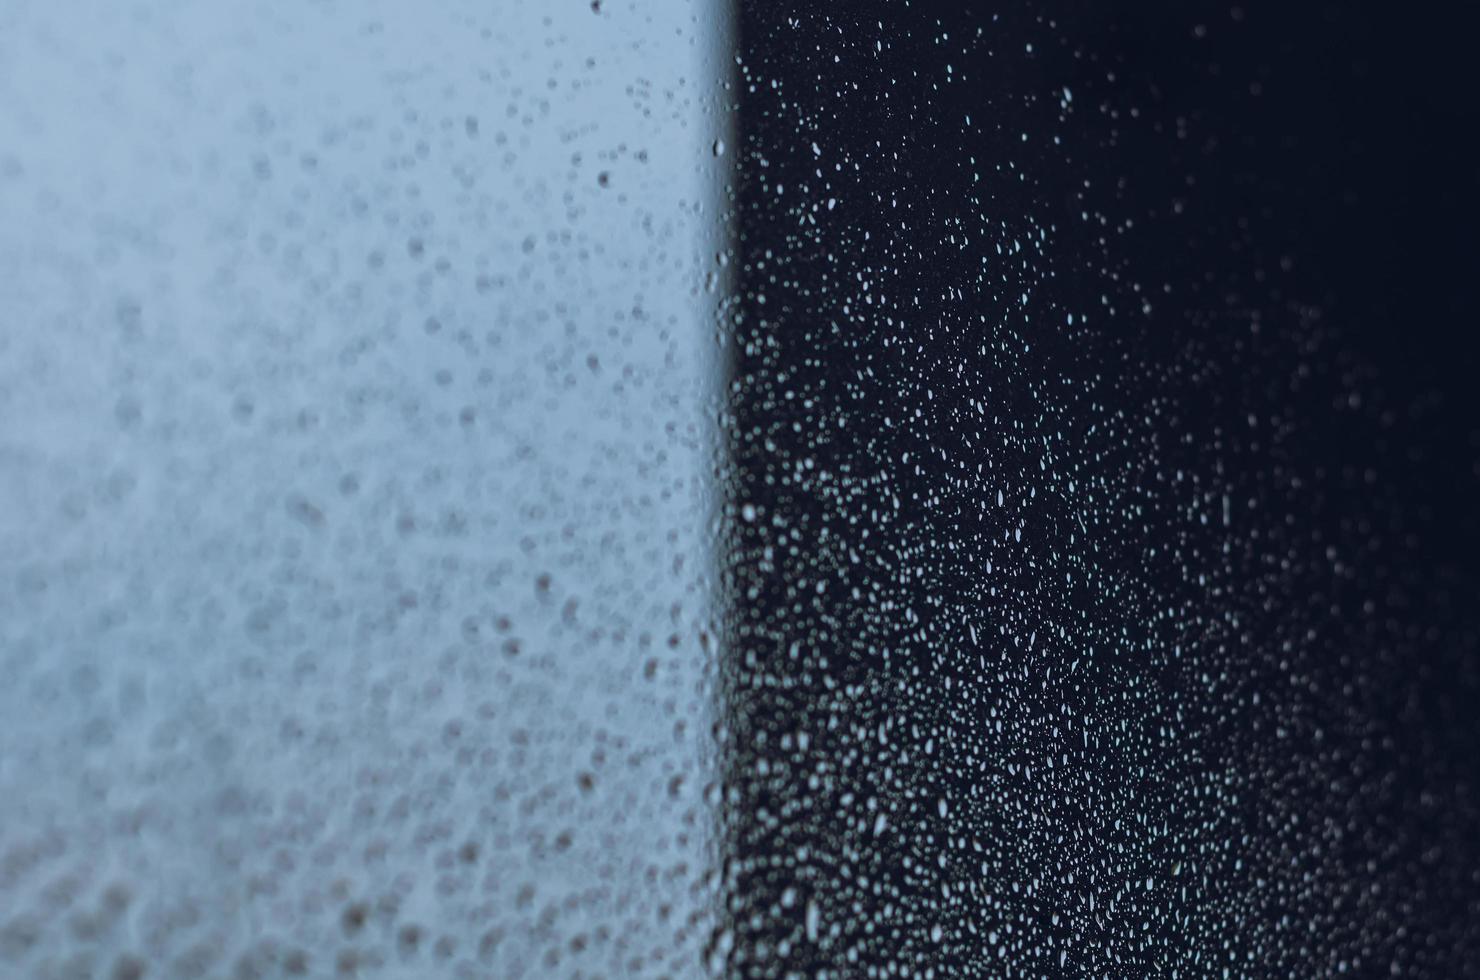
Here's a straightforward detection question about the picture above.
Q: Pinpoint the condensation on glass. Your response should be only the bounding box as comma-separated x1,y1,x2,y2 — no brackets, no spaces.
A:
0,2,735,977
5,3,1480,980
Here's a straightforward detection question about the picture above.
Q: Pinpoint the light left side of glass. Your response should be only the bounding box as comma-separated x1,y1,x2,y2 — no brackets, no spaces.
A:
0,2,735,976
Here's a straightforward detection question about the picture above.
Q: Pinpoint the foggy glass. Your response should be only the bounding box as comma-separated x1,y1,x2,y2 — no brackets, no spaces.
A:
4,3,1479,979
2,2,731,977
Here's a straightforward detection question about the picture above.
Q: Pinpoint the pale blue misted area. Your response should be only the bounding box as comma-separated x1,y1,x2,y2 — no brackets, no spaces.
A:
0,1,731,975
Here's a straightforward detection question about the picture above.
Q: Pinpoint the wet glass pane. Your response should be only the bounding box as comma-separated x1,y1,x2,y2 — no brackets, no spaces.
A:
3,2,1478,978
2,2,731,976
